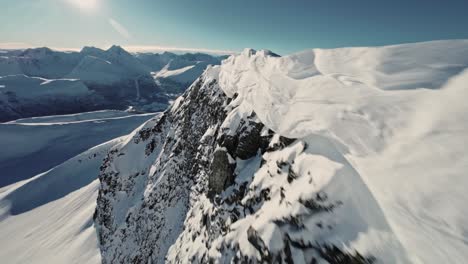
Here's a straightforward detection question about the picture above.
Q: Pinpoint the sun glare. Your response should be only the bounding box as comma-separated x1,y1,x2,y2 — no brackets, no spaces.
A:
66,0,99,12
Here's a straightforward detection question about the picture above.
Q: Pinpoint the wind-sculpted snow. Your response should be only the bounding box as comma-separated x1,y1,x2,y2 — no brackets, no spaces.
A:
95,40,468,263
215,40,468,262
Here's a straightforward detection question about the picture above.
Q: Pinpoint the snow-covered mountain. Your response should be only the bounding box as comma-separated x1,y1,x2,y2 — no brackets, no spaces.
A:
93,39,468,263
137,52,227,93
0,110,158,264
2,39,468,264
0,47,225,122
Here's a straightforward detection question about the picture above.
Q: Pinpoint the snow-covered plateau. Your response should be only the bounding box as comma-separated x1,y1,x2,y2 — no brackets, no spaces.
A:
2,39,468,264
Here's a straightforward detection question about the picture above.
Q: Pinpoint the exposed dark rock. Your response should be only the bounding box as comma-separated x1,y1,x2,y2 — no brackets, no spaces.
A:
235,122,264,160
145,139,156,156
209,148,235,197
94,75,228,263
247,226,271,262
287,166,298,183
218,134,238,155
267,136,297,152
318,244,375,264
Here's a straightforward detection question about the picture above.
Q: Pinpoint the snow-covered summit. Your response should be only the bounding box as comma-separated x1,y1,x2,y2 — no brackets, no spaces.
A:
209,39,468,262
94,39,468,263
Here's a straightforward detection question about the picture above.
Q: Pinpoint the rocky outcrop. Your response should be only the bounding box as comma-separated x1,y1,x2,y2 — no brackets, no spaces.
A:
208,148,235,197
94,72,228,263
95,66,377,263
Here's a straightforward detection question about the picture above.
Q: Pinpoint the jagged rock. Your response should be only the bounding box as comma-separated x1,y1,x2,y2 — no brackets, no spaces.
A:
209,148,235,197
218,134,238,155
267,136,296,152
94,74,228,263
235,122,264,159
247,226,271,261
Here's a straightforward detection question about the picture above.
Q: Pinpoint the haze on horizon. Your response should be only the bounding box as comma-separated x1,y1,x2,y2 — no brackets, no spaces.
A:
1,0,468,55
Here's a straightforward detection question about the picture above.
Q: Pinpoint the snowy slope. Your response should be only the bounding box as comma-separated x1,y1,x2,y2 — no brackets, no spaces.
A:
0,47,82,79
67,46,151,84
94,40,468,263
0,111,159,264
7,109,135,124
212,40,468,263
0,74,90,98
0,111,156,187
0,138,115,264
138,52,225,93
0,74,106,122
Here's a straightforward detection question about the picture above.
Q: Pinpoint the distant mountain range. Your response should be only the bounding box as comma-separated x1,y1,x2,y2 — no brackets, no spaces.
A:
0,46,227,122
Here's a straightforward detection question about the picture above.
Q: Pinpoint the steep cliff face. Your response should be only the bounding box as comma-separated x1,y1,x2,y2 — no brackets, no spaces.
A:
94,66,227,263
94,65,383,263
95,41,468,264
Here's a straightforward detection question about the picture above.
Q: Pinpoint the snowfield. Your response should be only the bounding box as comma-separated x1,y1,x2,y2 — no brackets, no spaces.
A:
0,111,158,264
0,110,157,187
215,39,468,263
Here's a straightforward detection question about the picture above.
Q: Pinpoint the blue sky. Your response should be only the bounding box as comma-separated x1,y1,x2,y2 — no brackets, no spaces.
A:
1,0,468,54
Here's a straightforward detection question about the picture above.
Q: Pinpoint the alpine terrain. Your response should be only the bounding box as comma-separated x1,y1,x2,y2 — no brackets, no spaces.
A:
0,47,225,122
88,40,468,263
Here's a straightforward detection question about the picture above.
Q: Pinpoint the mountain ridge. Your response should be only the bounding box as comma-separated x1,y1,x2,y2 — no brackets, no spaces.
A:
94,39,468,263
1,40,468,263
0,46,227,121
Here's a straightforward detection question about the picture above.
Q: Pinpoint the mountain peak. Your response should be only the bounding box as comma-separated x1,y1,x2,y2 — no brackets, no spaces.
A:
20,47,54,57
106,45,128,55
81,46,105,54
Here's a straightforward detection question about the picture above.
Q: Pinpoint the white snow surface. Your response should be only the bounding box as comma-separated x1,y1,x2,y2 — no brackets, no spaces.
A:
0,139,117,264
0,74,91,98
215,40,468,263
0,111,157,187
7,110,141,124
0,111,159,264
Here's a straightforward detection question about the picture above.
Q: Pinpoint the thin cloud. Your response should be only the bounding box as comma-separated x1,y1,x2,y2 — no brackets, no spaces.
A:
49,47,81,52
0,42,236,55
123,45,237,55
0,42,32,50
0,43,80,52
108,18,132,39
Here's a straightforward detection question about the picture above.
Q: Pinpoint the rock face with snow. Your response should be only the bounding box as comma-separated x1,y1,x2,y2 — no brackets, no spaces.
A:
95,67,228,263
95,40,468,263
94,67,380,264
